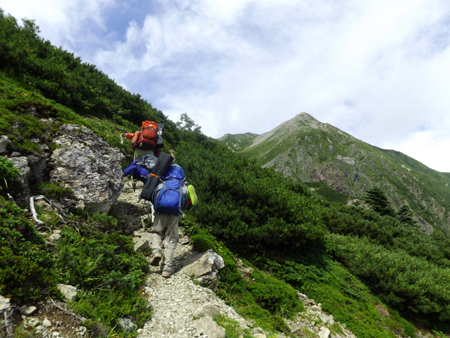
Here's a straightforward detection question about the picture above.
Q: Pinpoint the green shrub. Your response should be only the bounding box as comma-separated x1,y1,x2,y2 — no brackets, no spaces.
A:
56,225,151,331
35,182,73,199
190,228,216,252
0,197,59,303
0,157,19,191
327,233,450,323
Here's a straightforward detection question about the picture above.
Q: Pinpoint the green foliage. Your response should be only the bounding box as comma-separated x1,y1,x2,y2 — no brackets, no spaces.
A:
396,204,416,226
304,181,348,204
327,233,450,324
190,228,216,252
56,224,150,333
87,211,118,228
176,140,327,255
0,157,19,191
212,314,253,338
325,204,450,269
57,226,147,291
253,249,415,338
0,197,59,303
365,187,395,217
34,182,73,199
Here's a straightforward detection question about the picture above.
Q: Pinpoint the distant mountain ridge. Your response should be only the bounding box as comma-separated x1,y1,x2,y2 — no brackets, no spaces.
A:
218,113,450,235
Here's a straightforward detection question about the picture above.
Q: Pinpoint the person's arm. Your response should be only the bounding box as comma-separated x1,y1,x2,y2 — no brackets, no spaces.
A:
131,131,139,144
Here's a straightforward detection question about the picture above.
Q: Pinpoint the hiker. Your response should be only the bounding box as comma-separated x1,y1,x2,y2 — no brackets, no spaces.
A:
125,121,164,160
148,163,197,278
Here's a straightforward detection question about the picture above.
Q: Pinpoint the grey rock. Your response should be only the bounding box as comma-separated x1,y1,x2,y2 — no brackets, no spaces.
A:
194,316,226,338
179,236,190,245
75,326,87,336
57,284,78,301
194,304,220,318
118,317,135,332
35,325,46,334
27,317,40,327
320,313,331,324
19,305,37,316
47,233,62,244
49,124,125,213
11,151,22,157
134,238,151,252
251,327,266,338
43,317,52,327
29,106,38,116
318,326,330,338
235,258,254,280
0,135,11,154
180,249,224,278
0,295,11,314
8,156,31,184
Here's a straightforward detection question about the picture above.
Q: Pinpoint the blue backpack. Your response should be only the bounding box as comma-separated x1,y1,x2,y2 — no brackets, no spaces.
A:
152,164,188,215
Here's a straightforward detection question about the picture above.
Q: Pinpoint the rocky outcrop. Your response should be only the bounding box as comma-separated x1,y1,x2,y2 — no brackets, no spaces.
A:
49,124,125,213
4,123,125,215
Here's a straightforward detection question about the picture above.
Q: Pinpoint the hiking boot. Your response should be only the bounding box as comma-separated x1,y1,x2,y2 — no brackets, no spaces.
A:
161,265,174,278
150,249,162,266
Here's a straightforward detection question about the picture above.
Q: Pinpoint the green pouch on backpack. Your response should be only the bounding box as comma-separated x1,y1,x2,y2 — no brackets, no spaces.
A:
188,185,198,206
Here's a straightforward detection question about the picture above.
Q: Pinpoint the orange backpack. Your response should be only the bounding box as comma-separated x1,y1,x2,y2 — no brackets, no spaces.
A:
134,121,158,150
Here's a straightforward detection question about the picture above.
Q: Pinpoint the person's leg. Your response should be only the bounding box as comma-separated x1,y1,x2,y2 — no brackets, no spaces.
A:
149,213,165,266
161,214,180,277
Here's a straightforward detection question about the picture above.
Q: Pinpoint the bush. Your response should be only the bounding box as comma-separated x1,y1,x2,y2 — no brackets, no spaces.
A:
0,197,59,303
56,224,151,329
0,157,19,191
327,233,450,322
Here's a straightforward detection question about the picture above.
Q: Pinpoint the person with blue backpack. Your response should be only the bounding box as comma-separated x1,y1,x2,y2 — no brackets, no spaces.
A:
149,164,197,278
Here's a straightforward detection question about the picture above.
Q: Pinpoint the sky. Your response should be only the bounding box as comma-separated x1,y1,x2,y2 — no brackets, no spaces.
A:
1,0,450,172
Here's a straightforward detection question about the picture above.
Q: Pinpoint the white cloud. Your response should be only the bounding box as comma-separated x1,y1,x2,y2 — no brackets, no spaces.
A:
0,0,114,52
2,0,450,171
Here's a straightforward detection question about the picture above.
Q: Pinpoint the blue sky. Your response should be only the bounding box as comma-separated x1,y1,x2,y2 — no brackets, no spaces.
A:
2,0,450,172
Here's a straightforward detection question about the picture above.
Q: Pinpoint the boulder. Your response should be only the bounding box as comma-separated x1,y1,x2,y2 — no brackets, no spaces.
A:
0,295,11,315
194,316,226,338
49,124,125,213
181,249,224,277
0,135,11,154
180,249,225,290
318,326,331,338
8,156,31,185
194,304,220,318
57,284,78,301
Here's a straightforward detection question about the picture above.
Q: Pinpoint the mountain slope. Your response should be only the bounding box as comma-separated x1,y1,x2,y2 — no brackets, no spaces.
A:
218,132,258,152
220,113,450,235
